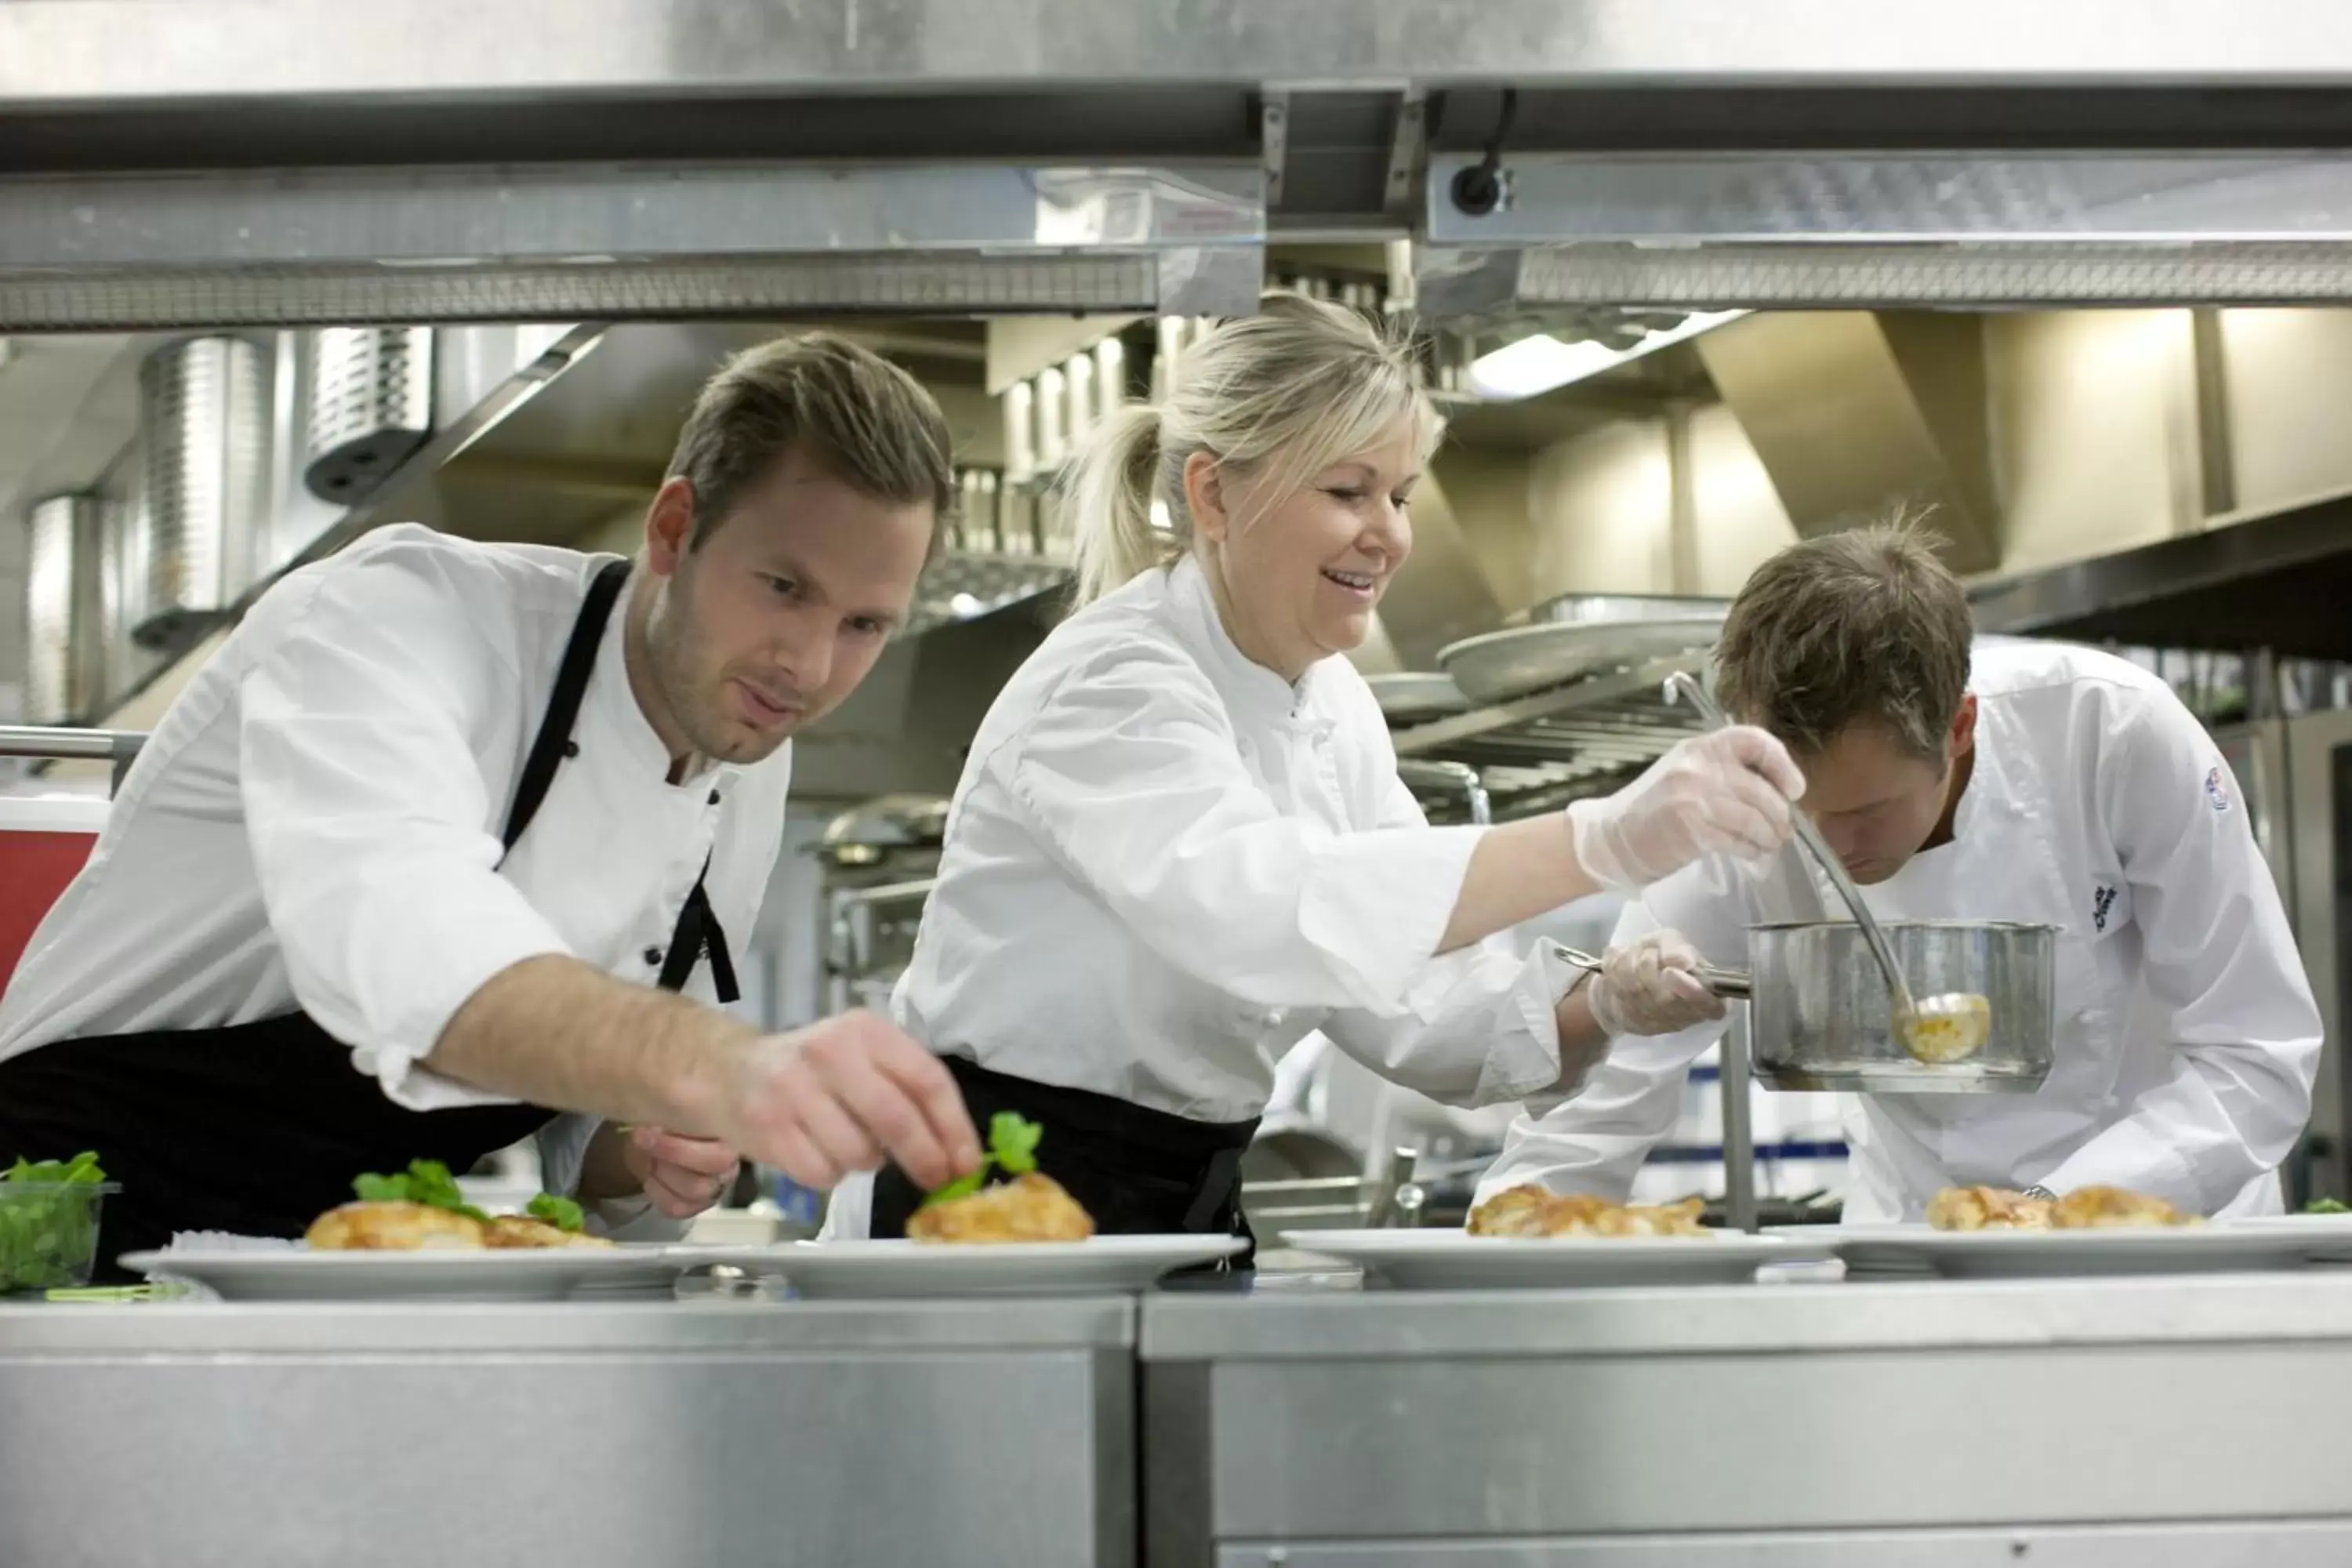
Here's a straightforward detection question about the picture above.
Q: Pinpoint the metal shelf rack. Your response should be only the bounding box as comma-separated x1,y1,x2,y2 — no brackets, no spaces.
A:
903,550,1071,637
1388,653,1708,821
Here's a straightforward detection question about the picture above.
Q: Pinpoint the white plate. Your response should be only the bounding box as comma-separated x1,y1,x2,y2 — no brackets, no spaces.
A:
120,1245,691,1303
1437,619,1724,704
706,1235,1246,1298
2229,1214,2352,1262
1286,1229,1831,1290
1807,1224,2320,1279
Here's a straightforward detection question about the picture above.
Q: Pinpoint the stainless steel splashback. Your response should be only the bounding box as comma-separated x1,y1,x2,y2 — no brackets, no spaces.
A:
303,327,433,505
138,336,268,641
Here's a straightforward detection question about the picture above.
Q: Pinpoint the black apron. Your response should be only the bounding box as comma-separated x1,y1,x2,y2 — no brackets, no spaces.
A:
866,1054,1262,1269
0,559,737,1280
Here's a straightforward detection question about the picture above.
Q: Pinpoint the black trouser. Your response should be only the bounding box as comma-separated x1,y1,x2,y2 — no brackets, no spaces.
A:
867,1055,1261,1268
0,1015,554,1281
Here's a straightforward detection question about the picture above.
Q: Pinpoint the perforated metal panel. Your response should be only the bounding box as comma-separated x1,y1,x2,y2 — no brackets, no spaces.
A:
1421,241,2352,314
303,327,433,503
138,336,268,632
102,466,151,697
20,495,113,724
23,497,75,724
0,255,1232,331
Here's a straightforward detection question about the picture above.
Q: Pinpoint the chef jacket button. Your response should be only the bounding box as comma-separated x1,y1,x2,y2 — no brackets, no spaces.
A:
1262,1008,1283,1026
562,740,580,758
708,789,722,805
643,945,664,967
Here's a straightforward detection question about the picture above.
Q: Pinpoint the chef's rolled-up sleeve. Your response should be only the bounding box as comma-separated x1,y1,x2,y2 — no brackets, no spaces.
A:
1320,776,1571,1107
1002,646,1484,1017
1473,864,1747,1206
2041,683,2321,1211
238,557,572,1109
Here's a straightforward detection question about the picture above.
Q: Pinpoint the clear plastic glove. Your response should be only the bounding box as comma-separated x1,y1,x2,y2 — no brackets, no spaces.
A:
1564,726,1805,891
1584,930,1729,1038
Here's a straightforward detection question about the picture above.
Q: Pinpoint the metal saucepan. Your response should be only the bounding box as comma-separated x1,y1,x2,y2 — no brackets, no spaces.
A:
1561,920,2058,1094
1741,920,2056,1093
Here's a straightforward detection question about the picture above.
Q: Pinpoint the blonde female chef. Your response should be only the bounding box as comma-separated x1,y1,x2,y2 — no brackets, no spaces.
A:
830,294,1806,1248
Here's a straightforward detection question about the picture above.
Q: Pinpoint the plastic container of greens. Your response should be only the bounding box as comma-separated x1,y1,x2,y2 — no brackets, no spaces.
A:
0,1156,118,1293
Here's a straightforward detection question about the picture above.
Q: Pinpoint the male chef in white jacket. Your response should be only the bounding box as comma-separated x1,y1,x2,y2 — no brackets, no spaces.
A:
1480,524,2321,1221
0,333,980,1269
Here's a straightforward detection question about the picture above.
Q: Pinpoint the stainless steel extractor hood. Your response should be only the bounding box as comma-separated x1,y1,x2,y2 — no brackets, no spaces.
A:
0,165,1265,332
1417,153,2352,314
1693,311,1998,574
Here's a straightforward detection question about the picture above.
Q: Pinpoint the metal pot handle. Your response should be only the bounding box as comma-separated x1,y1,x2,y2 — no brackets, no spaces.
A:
1695,964,1751,1000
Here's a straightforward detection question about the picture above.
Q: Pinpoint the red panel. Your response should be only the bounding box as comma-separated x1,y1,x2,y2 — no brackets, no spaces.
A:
0,832,96,994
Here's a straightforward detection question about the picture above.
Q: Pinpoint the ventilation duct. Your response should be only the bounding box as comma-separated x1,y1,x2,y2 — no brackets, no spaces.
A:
102,461,153,702
23,493,107,724
304,327,434,504
138,336,268,644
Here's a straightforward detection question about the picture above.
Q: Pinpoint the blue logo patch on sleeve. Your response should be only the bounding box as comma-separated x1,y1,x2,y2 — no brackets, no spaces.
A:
2205,764,2232,814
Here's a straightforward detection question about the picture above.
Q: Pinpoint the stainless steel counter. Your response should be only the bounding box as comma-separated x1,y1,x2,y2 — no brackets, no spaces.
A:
0,1298,1137,1568
1139,1274,2352,1566
14,1274,2352,1566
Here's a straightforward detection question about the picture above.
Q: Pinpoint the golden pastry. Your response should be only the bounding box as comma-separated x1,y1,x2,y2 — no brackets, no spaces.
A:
1926,1185,2053,1232
1467,1184,1708,1238
2050,1185,2191,1229
484,1214,615,1250
305,1200,486,1250
907,1171,1095,1243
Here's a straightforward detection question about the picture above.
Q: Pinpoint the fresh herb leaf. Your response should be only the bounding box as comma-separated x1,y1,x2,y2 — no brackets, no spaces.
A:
922,1171,987,1208
352,1172,410,1203
917,1113,1049,1209
526,1193,586,1232
5,1152,107,1188
2306,1196,2350,1214
0,1149,111,1292
348,1160,488,1223
989,1112,1044,1176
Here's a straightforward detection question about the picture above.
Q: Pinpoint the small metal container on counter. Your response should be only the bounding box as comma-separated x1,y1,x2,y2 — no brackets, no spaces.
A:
1744,919,2057,1093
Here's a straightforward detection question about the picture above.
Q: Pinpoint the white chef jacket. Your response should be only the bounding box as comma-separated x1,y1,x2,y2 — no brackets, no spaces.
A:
0,524,792,1203
824,555,1574,1237
1478,639,2321,1222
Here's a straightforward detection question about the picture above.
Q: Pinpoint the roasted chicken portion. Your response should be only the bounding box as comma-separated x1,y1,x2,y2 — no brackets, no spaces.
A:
1466,1185,1708,1239
907,1172,1095,1243
2050,1185,2192,1229
1463,1184,1559,1236
484,1214,615,1250
1926,1185,2053,1232
305,1200,486,1250
1926,1183,2193,1231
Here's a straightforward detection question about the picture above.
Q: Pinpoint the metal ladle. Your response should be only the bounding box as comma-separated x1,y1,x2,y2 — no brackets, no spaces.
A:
1663,671,1989,1064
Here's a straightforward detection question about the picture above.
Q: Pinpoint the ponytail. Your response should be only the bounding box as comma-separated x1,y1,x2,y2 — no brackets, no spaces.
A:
1065,401,1178,606
1061,293,1432,608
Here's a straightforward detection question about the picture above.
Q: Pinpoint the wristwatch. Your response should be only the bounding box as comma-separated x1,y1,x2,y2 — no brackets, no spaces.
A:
2020,1185,2057,1200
